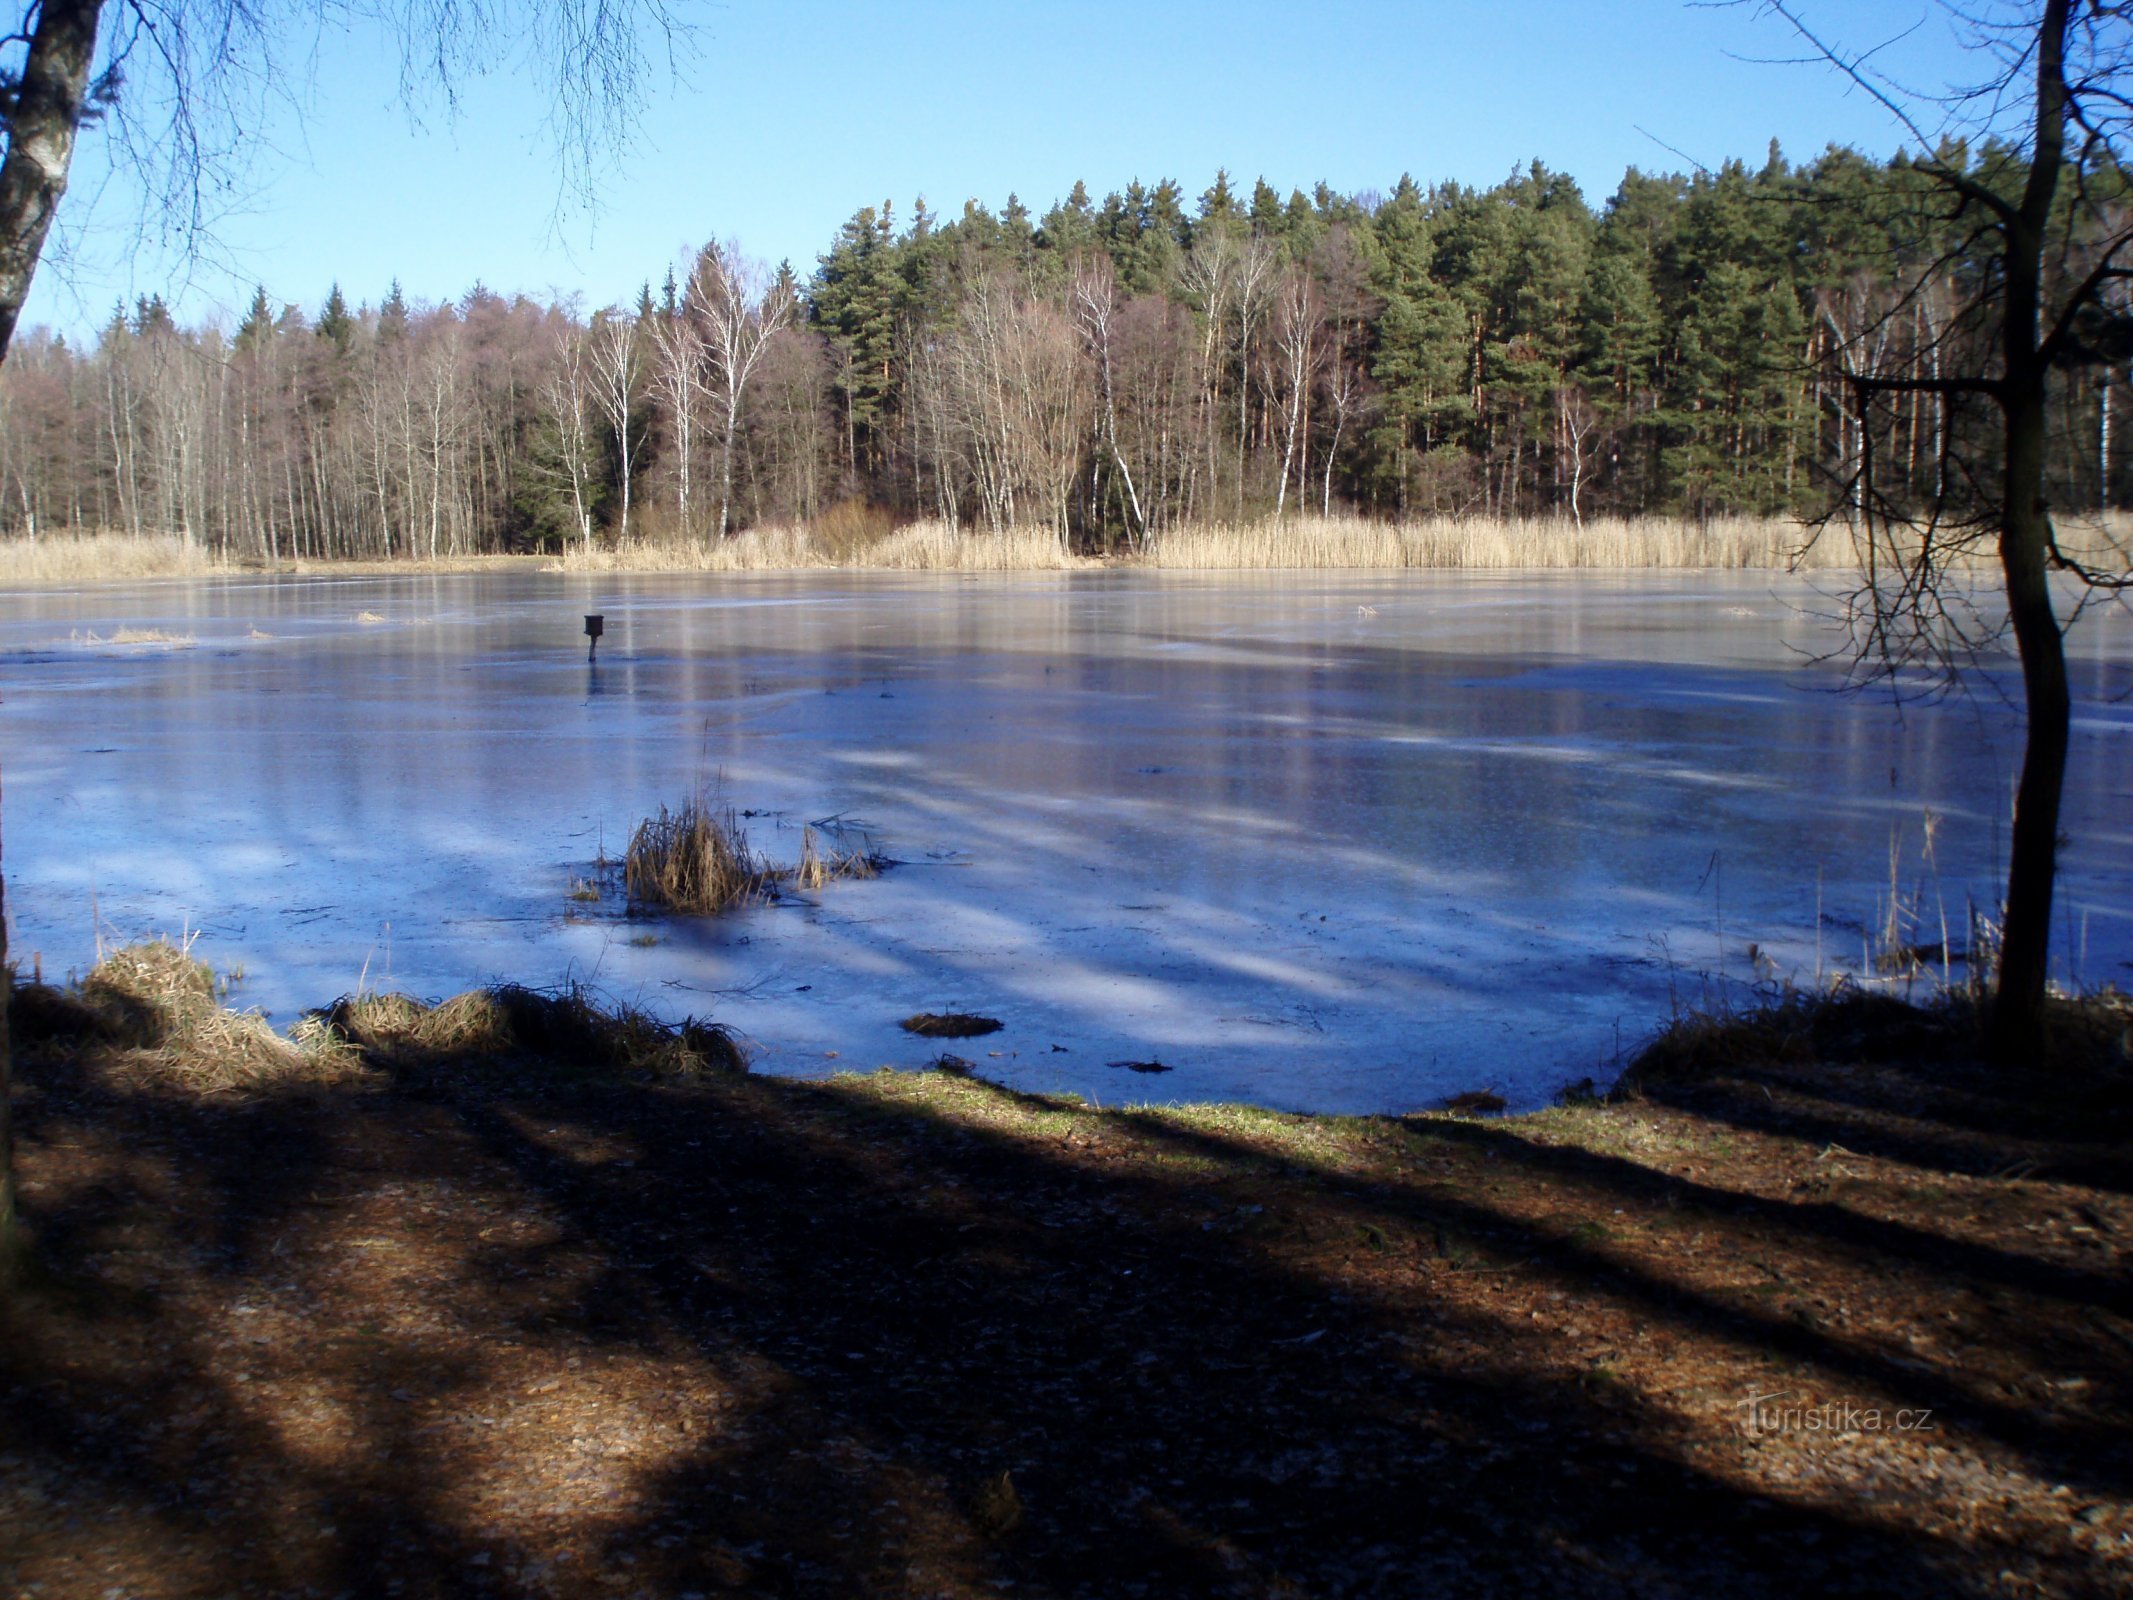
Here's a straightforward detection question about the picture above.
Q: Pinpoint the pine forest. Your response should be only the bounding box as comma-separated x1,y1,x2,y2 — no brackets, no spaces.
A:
4,144,2126,559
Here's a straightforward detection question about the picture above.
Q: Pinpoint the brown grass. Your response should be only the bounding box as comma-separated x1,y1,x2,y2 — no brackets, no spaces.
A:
792,825,882,892
621,806,887,912
549,518,1094,573
1146,513,1856,570
0,533,232,586
9,940,358,1092
18,512,2130,583
862,520,1093,571
322,983,743,1076
623,799,776,914
548,523,835,574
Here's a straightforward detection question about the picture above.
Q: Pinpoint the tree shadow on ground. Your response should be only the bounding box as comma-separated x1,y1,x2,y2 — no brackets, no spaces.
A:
2,1004,2129,1599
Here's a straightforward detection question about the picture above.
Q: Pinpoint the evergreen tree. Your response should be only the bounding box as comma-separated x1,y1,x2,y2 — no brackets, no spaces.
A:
236,285,275,352
316,283,354,353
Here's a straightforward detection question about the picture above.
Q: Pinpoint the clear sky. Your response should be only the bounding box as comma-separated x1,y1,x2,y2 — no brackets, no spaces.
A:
20,0,1988,338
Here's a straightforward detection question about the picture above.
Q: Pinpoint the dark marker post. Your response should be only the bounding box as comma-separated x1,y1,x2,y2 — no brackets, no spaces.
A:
584,613,605,662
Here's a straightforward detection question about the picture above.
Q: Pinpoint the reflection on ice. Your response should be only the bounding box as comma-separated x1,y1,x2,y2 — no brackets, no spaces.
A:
2,569,2128,1112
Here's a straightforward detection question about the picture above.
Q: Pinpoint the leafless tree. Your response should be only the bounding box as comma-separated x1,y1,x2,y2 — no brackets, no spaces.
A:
1268,266,1326,518
587,309,641,542
1072,253,1146,544
684,242,796,539
1773,0,2133,1059
540,315,599,551
647,302,704,534
1554,385,1600,529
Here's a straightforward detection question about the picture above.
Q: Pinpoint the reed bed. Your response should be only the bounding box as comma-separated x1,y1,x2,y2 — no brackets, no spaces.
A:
0,533,233,585
547,524,834,573
861,520,1096,571
535,513,2025,574
19,510,2099,582
1147,514,1904,570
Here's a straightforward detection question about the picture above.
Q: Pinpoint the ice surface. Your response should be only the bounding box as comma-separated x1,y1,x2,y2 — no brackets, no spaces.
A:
3,568,2127,1112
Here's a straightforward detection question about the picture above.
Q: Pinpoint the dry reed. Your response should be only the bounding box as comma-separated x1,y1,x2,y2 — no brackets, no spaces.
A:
1141,514,1963,570
793,824,883,891
322,983,744,1076
24,510,2103,580
861,520,1095,571
624,799,776,914
10,940,360,1091
548,524,835,573
518,512,2038,574
0,534,231,586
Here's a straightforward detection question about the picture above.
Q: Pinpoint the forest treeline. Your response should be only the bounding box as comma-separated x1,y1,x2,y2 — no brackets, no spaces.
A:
1,144,2124,558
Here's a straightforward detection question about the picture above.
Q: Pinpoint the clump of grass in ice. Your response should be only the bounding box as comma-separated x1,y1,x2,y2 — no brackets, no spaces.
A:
792,824,884,891
624,798,777,914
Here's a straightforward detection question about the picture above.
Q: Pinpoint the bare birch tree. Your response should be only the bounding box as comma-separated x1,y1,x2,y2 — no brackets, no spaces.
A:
1268,267,1326,518
684,242,796,538
588,309,641,542
1072,253,1146,545
647,303,704,535
541,318,600,551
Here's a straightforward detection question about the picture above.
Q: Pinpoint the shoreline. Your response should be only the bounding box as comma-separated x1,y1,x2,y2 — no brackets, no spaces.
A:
0,513,1996,589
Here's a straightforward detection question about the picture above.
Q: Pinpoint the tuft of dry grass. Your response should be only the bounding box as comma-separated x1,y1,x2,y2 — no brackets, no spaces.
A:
322,983,744,1076
793,825,882,891
620,805,887,913
624,799,775,915
9,940,359,1091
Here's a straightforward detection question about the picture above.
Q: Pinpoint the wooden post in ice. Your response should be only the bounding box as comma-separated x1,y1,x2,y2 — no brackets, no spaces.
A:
584,614,605,662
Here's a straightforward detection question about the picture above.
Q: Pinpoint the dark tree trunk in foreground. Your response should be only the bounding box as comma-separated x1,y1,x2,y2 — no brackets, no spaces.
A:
0,0,109,1268
1993,318,2073,1063
0,0,106,357
1985,1,2072,1062
1801,0,2120,1063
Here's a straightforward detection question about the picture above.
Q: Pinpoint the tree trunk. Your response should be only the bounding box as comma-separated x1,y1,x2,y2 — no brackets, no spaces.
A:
0,0,104,357
1990,371,2070,1061
0,846,14,1271
1988,0,2071,1064
0,0,106,1271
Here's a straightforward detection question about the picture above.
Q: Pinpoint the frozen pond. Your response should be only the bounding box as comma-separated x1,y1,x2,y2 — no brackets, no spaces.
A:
2,569,2129,1112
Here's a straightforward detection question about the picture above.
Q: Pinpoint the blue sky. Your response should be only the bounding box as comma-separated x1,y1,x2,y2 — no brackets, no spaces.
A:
20,0,1986,338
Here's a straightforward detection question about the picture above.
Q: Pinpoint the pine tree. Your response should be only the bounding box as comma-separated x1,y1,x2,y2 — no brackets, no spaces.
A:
316,283,354,352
